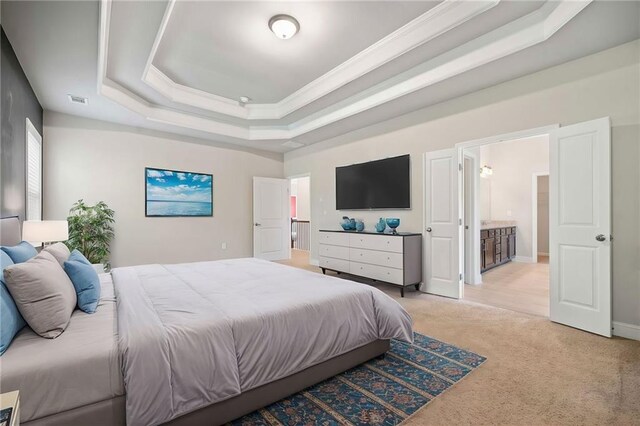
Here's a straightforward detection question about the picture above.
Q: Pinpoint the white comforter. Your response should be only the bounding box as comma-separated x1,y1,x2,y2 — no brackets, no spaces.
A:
112,258,413,426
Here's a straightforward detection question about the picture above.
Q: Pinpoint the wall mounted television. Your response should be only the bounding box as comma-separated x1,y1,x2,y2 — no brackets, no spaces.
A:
336,154,410,210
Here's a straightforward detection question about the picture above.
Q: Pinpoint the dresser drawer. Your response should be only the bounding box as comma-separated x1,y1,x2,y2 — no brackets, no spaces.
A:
349,248,403,269
319,256,350,272
319,244,349,260
349,261,404,285
319,232,350,247
349,234,403,253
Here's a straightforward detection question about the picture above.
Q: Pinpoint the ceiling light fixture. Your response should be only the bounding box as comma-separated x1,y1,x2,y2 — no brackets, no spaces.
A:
239,96,251,104
269,14,299,40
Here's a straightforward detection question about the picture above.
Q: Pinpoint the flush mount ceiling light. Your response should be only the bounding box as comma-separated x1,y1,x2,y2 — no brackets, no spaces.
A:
239,96,251,104
269,14,299,40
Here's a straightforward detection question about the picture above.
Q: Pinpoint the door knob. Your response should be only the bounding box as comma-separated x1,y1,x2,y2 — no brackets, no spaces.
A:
595,234,606,242
254,223,261,227
426,227,432,232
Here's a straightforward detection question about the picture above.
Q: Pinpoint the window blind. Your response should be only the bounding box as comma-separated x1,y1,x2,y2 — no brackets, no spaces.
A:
26,122,42,221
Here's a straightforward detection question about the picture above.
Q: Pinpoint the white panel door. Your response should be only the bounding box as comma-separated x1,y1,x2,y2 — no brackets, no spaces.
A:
423,149,461,298
253,177,290,261
550,117,611,337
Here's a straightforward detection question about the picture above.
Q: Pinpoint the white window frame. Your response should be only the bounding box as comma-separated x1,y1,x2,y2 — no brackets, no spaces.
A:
25,118,42,222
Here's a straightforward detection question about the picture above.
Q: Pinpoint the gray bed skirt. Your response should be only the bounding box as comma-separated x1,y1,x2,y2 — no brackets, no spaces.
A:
24,339,390,426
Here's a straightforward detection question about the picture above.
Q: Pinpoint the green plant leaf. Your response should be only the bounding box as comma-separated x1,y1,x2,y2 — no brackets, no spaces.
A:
66,199,115,269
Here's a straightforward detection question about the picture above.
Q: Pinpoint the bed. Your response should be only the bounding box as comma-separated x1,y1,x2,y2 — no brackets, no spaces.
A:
0,217,413,426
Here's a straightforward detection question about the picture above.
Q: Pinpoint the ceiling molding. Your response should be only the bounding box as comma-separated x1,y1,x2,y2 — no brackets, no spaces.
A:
140,0,500,120
97,0,592,143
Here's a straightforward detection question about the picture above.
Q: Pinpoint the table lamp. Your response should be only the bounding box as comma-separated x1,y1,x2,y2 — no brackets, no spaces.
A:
22,220,69,247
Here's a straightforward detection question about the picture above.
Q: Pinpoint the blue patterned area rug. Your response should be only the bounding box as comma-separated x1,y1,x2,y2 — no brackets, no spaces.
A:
231,333,486,425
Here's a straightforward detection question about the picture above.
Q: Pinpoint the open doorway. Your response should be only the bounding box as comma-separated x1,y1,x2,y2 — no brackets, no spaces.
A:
462,135,551,317
288,175,311,267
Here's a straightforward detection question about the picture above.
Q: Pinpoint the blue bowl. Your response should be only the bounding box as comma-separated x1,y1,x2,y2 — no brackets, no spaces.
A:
386,218,400,230
340,222,351,231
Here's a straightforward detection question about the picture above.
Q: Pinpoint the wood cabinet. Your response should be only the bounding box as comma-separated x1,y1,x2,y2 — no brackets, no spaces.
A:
481,226,516,272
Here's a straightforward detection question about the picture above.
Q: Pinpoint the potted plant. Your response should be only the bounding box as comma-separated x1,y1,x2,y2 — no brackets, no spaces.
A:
65,200,115,272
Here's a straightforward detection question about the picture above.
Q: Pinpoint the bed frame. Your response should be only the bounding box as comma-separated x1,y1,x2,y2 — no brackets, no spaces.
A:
1,217,390,426
24,340,389,426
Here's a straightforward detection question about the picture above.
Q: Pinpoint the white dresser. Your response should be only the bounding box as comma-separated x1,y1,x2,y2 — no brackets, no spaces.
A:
318,230,422,297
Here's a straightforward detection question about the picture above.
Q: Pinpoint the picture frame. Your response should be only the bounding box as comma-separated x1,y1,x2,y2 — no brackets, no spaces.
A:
145,167,213,217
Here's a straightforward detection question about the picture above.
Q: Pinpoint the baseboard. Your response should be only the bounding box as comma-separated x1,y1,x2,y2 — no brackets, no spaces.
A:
513,256,535,263
309,258,319,266
612,321,640,341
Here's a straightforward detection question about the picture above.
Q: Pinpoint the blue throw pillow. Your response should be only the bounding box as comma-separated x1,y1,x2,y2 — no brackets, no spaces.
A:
68,249,92,266
0,251,26,355
1,241,37,263
64,259,101,314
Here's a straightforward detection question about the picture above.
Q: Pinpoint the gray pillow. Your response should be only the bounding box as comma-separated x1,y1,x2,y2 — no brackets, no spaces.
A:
42,242,71,267
3,251,77,338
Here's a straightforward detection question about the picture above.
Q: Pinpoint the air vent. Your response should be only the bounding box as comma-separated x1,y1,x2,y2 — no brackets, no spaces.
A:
67,94,88,105
282,141,304,149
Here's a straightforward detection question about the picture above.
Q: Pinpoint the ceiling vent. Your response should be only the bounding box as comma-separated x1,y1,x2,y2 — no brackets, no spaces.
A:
282,141,304,149
67,94,88,105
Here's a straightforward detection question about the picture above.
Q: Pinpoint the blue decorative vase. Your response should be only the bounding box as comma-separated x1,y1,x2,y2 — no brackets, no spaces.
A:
375,218,386,233
386,218,400,234
340,217,358,231
340,216,351,230
355,220,365,232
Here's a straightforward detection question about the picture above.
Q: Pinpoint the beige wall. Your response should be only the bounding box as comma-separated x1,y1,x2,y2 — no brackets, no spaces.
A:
284,40,640,327
479,136,549,261
291,176,311,221
43,112,283,267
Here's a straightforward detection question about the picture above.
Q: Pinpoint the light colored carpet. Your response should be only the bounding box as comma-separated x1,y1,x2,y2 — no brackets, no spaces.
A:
278,250,640,425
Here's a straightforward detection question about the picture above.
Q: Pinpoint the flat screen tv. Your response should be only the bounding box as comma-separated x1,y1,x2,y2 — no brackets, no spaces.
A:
336,155,410,210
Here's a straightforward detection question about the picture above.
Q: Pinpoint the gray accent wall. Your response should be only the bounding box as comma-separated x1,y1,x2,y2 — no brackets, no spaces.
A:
1,26,43,221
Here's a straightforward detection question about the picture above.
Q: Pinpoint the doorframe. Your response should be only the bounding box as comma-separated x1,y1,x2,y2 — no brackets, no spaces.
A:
463,150,482,285
286,172,313,263
456,124,559,296
531,172,550,264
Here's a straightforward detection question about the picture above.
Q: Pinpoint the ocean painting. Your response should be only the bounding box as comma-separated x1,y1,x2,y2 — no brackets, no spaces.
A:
145,168,213,217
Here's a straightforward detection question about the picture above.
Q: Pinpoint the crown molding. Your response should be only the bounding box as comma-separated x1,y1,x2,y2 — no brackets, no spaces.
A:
140,0,500,120
98,0,592,143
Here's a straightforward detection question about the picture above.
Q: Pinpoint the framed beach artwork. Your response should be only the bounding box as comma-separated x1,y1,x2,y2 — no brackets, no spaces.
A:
145,167,213,217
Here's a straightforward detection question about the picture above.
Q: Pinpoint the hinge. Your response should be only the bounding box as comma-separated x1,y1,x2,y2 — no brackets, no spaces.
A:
459,218,462,226
459,273,463,281
458,163,463,171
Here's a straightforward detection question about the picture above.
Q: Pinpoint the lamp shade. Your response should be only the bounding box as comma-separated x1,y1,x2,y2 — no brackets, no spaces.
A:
22,220,69,243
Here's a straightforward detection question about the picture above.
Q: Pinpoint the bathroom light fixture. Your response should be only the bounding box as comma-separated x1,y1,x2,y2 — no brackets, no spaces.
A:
480,165,493,178
269,14,299,39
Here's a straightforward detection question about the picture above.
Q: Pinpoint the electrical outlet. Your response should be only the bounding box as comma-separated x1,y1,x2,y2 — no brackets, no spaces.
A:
221,242,227,250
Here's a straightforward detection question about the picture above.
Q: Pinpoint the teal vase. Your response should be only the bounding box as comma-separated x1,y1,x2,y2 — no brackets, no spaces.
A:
375,218,386,233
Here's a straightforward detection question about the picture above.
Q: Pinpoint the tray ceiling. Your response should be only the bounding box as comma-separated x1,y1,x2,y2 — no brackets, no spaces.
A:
3,0,639,153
